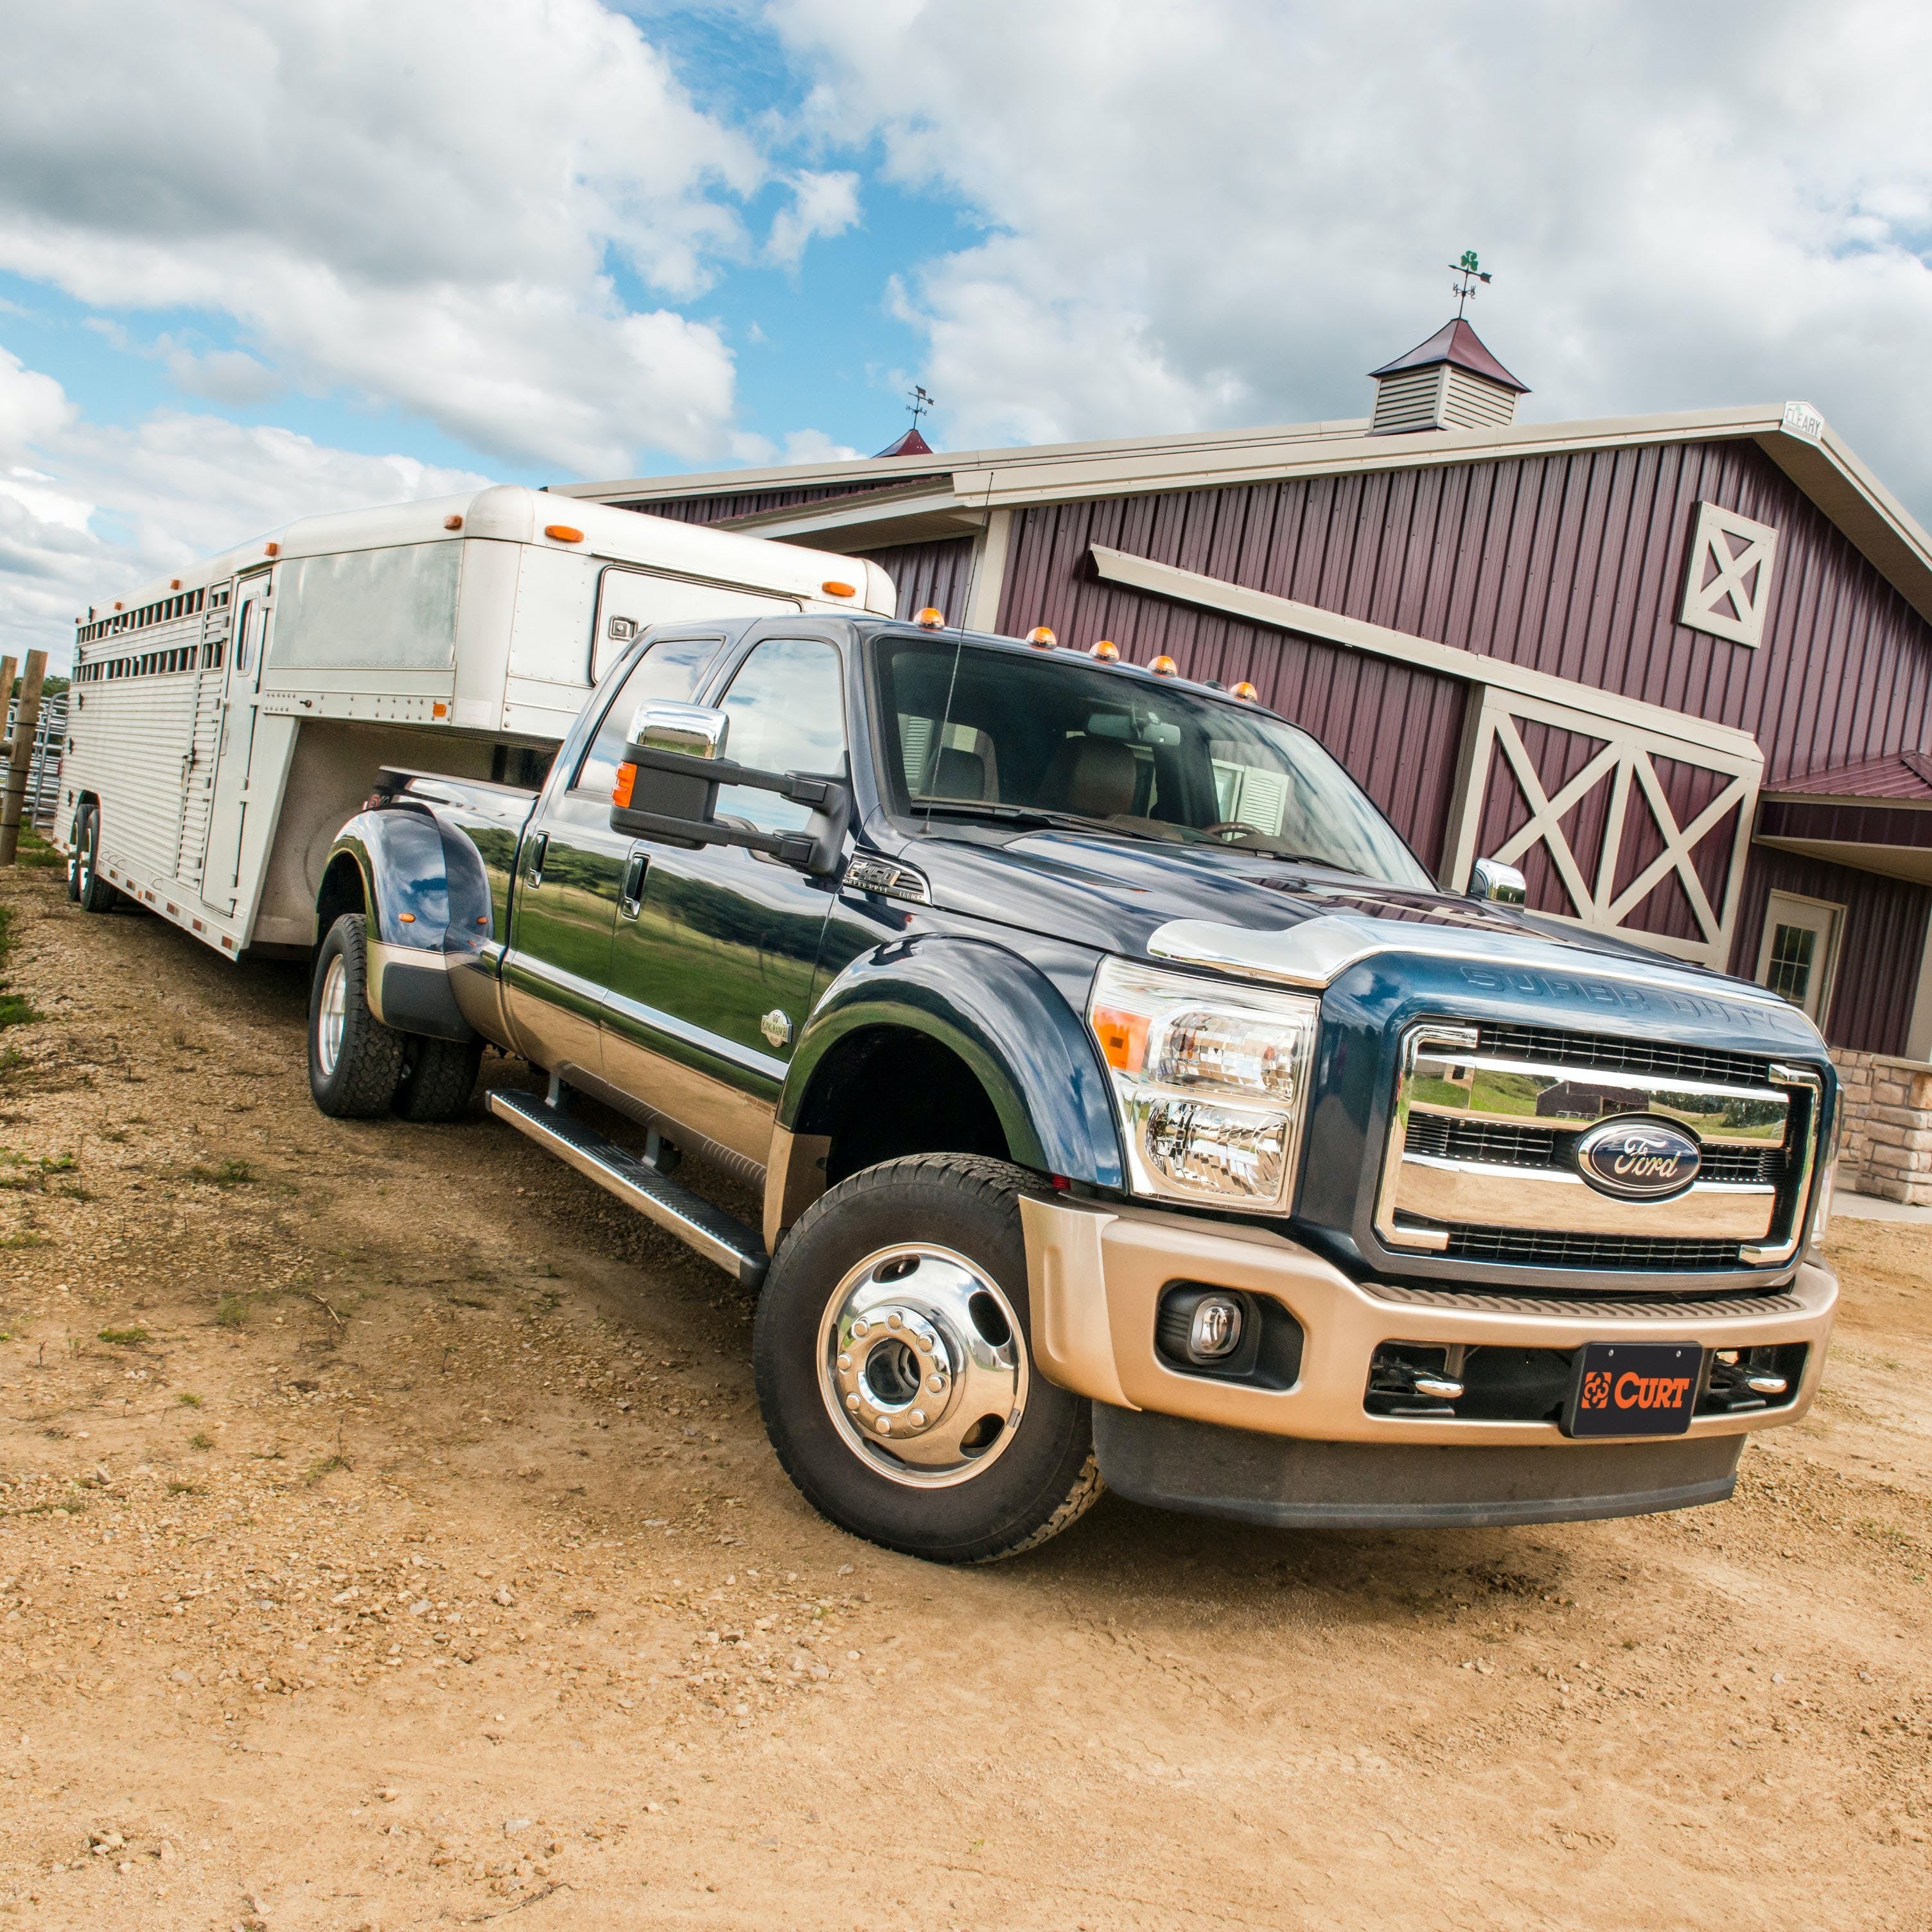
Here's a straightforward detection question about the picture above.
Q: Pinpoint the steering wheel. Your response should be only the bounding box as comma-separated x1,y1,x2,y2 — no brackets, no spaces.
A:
1201,820,1263,842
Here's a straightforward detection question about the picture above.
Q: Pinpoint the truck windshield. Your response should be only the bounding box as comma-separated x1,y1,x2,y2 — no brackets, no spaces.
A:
872,635,1433,888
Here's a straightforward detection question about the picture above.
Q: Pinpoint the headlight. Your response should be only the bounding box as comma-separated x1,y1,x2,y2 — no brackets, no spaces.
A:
1087,956,1319,1211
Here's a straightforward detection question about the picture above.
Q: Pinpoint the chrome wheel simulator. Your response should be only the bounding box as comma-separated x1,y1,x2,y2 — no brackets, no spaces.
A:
818,1244,1028,1488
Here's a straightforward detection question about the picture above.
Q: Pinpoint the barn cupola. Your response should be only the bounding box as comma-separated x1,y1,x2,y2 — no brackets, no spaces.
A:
1367,319,1529,434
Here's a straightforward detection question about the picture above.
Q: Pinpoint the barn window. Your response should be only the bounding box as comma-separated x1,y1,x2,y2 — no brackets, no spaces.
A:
1680,502,1778,648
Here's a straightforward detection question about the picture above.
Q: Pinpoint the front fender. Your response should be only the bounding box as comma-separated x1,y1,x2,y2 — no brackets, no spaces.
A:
784,933,1124,1187
323,809,475,1042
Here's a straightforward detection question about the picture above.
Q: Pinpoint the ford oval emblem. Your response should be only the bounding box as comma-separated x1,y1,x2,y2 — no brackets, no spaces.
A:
1575,1117,1702,1200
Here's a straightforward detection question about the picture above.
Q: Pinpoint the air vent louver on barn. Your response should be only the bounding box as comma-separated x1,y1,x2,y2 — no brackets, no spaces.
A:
1368,319,1529,434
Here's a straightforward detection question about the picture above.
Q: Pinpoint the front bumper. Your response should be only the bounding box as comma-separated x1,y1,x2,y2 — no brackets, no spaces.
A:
1019,1194,1836,1449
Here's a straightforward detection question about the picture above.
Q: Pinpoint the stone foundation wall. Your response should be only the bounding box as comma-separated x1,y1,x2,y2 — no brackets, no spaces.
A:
1831,1048,1932,1205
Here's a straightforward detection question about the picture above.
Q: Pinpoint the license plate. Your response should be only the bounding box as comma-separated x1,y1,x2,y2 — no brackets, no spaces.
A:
1564,1342,1703,1438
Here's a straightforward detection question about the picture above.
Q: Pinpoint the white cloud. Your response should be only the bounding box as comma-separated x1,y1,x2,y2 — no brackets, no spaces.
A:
766,170,862,270
0,350,486,668
770,0,1932,517
0,0,796,473
782,428,861,462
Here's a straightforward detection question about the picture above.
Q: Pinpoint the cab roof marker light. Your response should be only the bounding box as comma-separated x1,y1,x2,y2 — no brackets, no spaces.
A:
1089,639,1120,660
1231,680,1260,702
1027,626,1058,650
1148,654,1178,677
821,579,857,598
265,542,280,556
444,514,464,531
543,523,584,543
915,607,946,629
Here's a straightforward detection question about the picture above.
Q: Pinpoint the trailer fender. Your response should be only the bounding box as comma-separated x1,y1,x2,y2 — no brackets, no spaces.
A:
321,810,474,1043
781,934,1123,1188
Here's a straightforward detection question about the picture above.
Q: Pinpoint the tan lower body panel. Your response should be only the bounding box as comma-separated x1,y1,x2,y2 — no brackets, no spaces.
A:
1018,1195,1836,1448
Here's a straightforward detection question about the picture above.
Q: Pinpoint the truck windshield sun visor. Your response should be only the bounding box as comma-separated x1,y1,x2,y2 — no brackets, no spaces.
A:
871,633,1432,888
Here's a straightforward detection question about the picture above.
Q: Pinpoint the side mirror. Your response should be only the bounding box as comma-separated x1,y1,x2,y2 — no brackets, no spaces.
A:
611,701,850,876
1468,856,1527,904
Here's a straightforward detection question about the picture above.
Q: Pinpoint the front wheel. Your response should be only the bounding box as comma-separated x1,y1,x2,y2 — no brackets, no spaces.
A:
753,1154,1103,1563
308,914,405,1118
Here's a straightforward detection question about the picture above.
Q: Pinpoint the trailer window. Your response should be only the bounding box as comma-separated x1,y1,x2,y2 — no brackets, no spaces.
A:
574,635,720,798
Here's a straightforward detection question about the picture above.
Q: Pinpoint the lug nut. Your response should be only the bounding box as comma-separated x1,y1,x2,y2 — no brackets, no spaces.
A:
927,1375,944,1394
886,1312,902,1330
909,1410,926,1428
845,1394,861,1412
837,1353,852,1372
852,1319,870,1339
875,1418,892,1435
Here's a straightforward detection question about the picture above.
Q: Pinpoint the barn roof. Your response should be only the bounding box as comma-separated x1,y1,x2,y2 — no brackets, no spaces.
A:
1367,319,1529,393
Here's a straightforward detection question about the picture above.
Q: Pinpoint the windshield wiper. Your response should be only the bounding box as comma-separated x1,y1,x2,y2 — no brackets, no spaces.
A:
913,801,1169,843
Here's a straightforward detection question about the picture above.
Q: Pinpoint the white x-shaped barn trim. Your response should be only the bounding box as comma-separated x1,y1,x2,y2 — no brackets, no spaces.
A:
1680,500,1779,648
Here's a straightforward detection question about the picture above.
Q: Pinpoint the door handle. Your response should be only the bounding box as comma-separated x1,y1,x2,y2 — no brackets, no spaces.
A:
525,830,549,886
619,851,649,919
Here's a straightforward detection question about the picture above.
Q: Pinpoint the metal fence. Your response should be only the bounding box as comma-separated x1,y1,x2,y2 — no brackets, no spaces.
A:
6,690,66,834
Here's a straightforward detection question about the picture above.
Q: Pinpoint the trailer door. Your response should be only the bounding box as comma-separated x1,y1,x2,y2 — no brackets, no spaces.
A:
199,572,272,913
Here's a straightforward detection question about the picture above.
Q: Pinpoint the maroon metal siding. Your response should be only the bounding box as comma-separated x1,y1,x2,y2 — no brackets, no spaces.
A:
852,537,977,624
613,477,941,527
996,439,1932,784
1726,846,1930,1055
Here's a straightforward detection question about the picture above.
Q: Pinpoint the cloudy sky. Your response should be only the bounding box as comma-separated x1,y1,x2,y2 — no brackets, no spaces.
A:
5,0,1931,666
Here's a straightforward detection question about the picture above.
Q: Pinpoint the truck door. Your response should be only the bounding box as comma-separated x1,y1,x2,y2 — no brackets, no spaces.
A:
502,631,723,1081
600,634,845,1170
198,572,272,913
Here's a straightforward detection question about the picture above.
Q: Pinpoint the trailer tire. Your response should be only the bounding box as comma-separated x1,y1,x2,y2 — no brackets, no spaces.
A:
753,1154,1103,1564
393,1034,484,1123
308,915,405,1118
72,805,118,914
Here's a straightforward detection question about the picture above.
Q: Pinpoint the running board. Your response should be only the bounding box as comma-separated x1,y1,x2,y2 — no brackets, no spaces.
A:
487,1088,768,1289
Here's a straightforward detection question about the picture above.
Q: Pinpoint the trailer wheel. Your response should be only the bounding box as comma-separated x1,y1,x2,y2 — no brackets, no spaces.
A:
393,1035,484,1123
753,1154,1103,1564
308,914,405,1118
72,805,118,914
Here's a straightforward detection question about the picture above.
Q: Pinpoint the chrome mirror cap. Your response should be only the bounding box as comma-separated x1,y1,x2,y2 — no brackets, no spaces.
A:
631,700,728,760
1469,856,1527,904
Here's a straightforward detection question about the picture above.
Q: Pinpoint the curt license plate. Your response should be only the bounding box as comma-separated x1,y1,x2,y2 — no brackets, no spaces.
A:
1564,1342,1703,1438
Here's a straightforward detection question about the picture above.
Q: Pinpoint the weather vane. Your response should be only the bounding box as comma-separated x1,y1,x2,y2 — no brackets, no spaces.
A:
908,384,935,428
1449,249,1492,319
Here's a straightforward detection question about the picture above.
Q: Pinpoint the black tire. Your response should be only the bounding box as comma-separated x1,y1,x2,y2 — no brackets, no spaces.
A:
307,914,405,1118
753,1154,1103,1564
73,805,118,913
392,1033,484,1123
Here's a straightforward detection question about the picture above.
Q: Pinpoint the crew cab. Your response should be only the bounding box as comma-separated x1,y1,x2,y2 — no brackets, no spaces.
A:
304,612,1839,1562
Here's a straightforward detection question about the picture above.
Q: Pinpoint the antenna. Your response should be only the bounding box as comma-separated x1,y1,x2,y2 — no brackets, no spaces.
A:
1448,249,1493,319
908,384,935,428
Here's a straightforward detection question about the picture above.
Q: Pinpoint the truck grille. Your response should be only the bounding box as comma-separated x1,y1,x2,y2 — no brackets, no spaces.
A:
1376,1019,1823,1278
1403,1111,1789,1186
1475,1023,1775,1091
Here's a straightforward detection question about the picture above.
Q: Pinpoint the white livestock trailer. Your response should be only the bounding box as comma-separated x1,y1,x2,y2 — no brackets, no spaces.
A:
56,486,894,957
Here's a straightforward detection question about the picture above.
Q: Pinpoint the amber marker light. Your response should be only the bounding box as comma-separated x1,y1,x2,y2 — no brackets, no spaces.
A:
544,523,584,543
1091,1003,1150,1075
432,701,449,719
444,514,464,530
1231,680,1260,702
821,579,857,598
1089,639,1120,660
1149,654,1178,677
612,762,637,809
1026,626,1057,650
916,606,946,629
264,542,281,556
170,578,182,590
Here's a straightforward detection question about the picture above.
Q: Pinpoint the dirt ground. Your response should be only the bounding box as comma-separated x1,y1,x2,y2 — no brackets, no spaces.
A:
1,857,1928,1932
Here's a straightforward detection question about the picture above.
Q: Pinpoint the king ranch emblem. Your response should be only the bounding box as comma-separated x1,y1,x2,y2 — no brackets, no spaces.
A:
1574,1116,1701,1200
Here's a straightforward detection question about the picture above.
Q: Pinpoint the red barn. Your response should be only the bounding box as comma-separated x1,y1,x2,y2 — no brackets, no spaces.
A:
556,322,1932,1202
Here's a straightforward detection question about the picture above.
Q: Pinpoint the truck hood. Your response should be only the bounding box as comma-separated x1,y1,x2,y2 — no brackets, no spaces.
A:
905,823,1766,996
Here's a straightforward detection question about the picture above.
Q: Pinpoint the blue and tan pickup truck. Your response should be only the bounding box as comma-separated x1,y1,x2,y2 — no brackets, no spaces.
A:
297,611,1838,1563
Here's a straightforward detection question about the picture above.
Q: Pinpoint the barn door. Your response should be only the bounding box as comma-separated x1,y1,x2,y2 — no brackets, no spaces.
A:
198,573,272,914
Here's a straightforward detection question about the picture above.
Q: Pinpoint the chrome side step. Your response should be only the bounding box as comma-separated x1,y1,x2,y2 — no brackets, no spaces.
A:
487,1087,768,1289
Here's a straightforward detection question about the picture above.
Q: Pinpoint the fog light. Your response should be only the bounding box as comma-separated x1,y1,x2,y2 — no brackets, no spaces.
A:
1189,1295,1244,1361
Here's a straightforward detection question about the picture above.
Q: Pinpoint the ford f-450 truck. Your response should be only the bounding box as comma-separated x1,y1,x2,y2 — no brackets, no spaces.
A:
299,612,1837,1563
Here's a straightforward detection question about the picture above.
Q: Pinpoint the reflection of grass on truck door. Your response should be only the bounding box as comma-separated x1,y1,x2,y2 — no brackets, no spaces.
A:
618,899,815,1049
